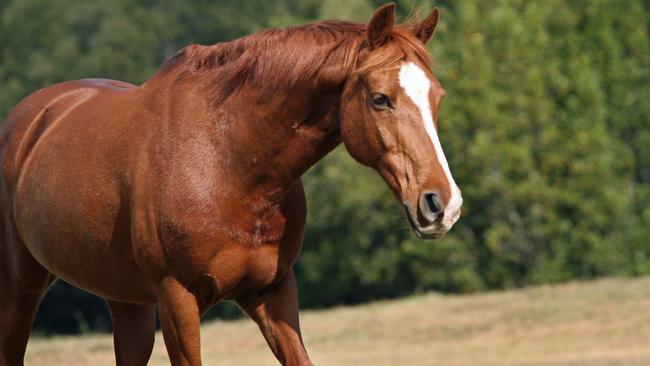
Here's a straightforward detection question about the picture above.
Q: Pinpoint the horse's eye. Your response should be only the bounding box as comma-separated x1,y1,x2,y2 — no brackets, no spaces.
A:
371,93,391,109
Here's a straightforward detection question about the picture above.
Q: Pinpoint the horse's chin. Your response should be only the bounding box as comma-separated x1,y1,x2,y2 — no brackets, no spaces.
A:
403,204,448,240
415,230,446,240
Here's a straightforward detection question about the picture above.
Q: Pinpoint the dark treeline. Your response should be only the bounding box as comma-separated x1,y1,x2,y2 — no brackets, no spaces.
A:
1,0,648,334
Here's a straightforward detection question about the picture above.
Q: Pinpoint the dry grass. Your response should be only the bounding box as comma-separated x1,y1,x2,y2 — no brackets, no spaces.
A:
25,277,650,366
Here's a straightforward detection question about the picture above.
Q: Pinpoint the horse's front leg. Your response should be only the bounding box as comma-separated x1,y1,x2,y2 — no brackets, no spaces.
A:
237,269,312,366
106,300,156,366
159,277,203,366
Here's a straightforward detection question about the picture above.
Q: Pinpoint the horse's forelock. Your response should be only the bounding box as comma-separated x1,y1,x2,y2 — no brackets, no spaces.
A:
356,25,434,75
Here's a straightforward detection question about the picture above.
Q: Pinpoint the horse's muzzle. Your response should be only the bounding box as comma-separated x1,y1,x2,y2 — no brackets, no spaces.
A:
403,195,460,240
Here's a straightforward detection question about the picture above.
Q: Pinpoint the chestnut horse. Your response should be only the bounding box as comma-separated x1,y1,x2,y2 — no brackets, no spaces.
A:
0,4,461,365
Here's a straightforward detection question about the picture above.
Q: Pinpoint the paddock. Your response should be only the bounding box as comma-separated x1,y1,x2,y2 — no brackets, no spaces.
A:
25,277,650,366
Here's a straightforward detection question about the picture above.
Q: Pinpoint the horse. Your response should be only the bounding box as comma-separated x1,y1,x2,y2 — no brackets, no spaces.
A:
0,3,462,365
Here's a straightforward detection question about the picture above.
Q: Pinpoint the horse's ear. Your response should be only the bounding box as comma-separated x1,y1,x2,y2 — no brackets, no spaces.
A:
367,3,396,50
411,7,440,45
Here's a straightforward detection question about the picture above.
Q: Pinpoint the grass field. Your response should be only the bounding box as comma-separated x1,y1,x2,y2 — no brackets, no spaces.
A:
24,277,650,366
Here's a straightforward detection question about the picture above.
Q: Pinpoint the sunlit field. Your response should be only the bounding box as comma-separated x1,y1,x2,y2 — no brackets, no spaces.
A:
25,277,650,366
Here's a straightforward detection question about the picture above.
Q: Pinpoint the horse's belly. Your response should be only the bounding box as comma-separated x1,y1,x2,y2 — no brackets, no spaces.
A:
15,212,157,303
15,207,157,303
28,236,157,304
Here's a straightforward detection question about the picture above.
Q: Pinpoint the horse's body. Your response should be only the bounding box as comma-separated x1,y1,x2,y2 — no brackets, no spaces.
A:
0,5,461,365
3,74,309,304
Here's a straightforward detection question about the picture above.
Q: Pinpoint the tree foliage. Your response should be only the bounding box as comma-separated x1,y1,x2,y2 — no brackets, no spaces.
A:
0,0,647,333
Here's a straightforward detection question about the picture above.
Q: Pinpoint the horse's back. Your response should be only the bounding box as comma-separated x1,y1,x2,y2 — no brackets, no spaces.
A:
1,79,138,188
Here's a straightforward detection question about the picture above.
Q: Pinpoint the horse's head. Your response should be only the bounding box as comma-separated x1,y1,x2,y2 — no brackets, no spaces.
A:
340,4,462,239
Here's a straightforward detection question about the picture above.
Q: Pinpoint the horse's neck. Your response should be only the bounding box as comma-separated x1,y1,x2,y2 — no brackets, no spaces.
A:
222,76,345,203
149,41,354,206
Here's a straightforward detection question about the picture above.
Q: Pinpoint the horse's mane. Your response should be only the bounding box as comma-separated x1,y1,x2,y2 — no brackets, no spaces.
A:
156,19,433,103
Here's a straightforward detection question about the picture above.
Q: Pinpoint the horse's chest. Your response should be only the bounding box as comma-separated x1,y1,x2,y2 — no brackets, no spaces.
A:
245,244,290,287
156,181,307,302
175,205,304,300
236,212,303,290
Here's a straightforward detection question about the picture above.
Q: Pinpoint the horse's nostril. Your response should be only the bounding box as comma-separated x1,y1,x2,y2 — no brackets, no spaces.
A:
418,192,444,223
424,193,442,214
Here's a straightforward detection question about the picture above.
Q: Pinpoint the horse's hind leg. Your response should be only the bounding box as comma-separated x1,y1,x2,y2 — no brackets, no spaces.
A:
106,300,156,366
0,226,54,366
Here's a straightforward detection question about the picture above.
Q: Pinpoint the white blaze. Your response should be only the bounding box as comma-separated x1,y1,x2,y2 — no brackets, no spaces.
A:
398,62,462,228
